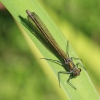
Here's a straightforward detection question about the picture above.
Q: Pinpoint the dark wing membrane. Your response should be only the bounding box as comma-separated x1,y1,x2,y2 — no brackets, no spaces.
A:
29,12,68,60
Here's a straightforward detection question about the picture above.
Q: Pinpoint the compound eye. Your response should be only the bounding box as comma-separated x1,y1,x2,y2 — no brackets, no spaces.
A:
79,68,81,72
67,59,71,62
78,73,80,76
76,69,81,76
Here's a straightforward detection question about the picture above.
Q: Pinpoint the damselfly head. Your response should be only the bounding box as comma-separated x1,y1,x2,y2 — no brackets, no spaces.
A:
72,68,81,77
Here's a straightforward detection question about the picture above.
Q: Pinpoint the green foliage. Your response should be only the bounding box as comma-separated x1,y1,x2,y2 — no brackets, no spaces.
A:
0,0,100,100
0,10,62,100
41,0,100,43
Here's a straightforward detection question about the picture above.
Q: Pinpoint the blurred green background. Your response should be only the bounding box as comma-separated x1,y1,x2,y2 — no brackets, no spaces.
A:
0,0,100,100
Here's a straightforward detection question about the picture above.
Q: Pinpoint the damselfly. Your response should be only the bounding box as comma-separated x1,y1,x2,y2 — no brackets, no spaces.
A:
26,10,85,90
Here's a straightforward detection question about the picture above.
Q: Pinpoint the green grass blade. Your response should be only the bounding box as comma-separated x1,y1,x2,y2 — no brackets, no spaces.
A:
1,0,100,100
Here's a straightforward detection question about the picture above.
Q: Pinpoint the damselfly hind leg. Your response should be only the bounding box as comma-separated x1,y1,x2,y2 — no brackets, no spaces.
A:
40,58,63,66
